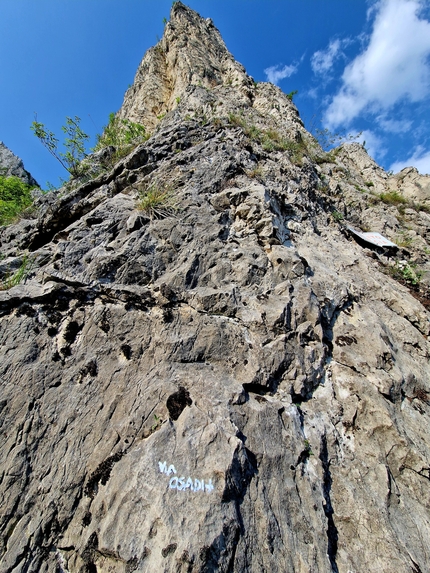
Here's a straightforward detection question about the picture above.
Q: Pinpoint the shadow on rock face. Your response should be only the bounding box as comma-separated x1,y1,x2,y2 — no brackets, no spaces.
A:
166,386,192,420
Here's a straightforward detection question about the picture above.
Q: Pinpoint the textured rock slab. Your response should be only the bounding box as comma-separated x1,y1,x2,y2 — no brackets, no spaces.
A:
0,3,429,573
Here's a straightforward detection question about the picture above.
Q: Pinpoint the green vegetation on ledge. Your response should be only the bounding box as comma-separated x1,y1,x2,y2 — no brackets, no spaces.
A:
228,112,307,164
93,113,149,160
136,183,178,219
0,175,36,226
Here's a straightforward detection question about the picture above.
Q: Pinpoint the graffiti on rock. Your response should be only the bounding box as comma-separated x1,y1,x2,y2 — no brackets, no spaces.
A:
158,460,214,493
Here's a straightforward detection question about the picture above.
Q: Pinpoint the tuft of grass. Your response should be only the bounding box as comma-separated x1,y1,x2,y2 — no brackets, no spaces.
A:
211,117,223,128
228,113,307,163
0,255,32,290
354,184,367,194
395,231,414,248
313,148,339,164
136,183,178,218
411,202,430,214
379,191,407,206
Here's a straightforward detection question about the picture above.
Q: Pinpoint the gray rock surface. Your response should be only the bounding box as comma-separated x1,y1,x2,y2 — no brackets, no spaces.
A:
0,141,38,187
0,3,429,573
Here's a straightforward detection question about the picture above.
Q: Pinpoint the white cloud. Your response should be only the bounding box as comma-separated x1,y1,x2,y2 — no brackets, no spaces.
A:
377,116,413,133
311,39,342,74
389,146,430,173
324,0,430,129
264,63,298,85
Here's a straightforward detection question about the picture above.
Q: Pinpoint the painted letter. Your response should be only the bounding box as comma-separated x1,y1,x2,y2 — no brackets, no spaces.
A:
169,476,178,489
167,464,177,476
177,476,185,491
205,479,214,493
194,479,202,492
185,477,194,491
158,461,167,474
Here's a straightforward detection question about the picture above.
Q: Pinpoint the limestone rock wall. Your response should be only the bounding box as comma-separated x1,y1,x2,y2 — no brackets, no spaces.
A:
0,3,429,573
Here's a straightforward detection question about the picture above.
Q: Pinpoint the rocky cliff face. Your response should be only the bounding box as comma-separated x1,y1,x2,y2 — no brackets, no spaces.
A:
1,3,429,573
0,141,38,187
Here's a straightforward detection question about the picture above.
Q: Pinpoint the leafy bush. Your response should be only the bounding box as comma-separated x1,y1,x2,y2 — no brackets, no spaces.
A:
389,261,422,286
94,113,149,159
332,210,344,222
31,116,90,178
0,176,35,226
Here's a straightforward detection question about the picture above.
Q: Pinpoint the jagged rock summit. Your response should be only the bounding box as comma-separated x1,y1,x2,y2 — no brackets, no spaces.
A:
0,141,38,187
0,3,429,572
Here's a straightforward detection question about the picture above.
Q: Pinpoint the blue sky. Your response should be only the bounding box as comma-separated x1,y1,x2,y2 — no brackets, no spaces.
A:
1,0,430,188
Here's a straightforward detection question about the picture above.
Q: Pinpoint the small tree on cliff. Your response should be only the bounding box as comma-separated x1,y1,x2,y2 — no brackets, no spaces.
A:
31,115,90,178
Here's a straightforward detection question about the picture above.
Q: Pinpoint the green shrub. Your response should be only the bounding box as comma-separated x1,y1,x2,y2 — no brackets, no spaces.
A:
389,261,422,286
94,113,149,159
0,176,35,226
31,116,90,178
286,90,298,101
332,210,344,222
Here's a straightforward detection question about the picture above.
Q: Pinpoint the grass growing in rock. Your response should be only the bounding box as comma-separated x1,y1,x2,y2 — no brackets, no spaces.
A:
312,148,340,165
367,189,430,216
136,183,178,218
228,112,307,164
0,176,36,226
246,165,264,180
379,191,407,206
0,255,31,290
